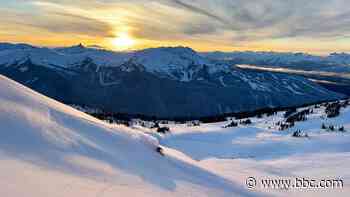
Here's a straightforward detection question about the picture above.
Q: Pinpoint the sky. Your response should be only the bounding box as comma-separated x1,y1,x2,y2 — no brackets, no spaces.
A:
0,0,350,54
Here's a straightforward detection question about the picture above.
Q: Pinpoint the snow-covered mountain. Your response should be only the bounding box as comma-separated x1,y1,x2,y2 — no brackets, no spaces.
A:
0,75,249,197
0,42,132,68
328,53,350,65
1,74,349,197
202,51,350,73
0,43,226,81
130,47,230,81
2,43,350,74
0,43,346,118
203,51,323,63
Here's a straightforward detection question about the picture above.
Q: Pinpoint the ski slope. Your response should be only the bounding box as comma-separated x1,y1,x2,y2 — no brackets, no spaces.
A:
0,75,254,197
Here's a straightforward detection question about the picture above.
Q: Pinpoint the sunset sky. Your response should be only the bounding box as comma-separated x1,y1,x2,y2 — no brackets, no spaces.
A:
1,0,350,54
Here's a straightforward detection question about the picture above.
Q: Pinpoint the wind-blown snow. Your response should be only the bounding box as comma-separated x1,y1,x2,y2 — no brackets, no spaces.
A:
0,75,255,197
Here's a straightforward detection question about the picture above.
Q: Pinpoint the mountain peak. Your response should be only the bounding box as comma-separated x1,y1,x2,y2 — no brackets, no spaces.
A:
130,46,209,76
68,43,86,50
0,42,35,51
68,43,85,49
55,43,88,54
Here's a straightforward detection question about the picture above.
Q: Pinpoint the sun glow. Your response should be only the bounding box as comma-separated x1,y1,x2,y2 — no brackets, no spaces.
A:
112,33,135,50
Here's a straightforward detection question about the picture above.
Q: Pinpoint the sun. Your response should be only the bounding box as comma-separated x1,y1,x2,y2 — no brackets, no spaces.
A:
112,33,135,50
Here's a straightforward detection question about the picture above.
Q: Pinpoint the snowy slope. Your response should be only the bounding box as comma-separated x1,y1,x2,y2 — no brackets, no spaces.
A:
0,75,255,197
132,47,208,72
327,53,350,65
2,42,350,75
130,47,230,81
203,51,323,64
0,43,131,68
202,51,350,73
132,47,209,81
0,42,346,118
159,102,350,197
0,44,228,81
1,74,349,196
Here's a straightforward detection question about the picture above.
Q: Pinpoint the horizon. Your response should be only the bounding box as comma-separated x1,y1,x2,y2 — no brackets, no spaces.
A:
1,1,350,196
1,1,350,55
3,41,349,56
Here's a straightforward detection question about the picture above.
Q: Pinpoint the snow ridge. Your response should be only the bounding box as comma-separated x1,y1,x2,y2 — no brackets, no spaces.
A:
0,74,250,197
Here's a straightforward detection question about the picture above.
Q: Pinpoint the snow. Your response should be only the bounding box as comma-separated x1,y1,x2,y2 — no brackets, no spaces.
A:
131,47,218,81
0,44,131,68
1,43,350,82
0,43,231,82
203,51,324,64
0,75,252,197
1,72,349,196
219,76,227,87
99,72,121,86
159,104,350,196
327,53,350,65
284,84,304,95
132,47,207,72
204,51,350,73
236,64,350,80
18,66,28,72
239,74,272,92
203,51,350,66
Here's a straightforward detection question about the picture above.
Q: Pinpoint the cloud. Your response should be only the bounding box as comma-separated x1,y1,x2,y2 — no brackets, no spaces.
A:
167,0,227,24
42,12,114,37
1,0,350,52
159,0,350,42
0,1,114,38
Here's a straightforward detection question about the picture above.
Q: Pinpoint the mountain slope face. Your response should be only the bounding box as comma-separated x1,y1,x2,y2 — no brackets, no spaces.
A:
202,51,350,73
0,75,252,197
0,43,345,118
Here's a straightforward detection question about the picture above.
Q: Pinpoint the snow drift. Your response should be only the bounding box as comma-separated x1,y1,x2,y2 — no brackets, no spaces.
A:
0,75,255,197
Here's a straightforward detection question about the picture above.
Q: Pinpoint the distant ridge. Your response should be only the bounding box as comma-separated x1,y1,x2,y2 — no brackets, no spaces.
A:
0,42,346,117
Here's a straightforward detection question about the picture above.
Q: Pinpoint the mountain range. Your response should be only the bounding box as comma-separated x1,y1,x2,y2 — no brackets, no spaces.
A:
0,43,346,118
202,51,350,73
